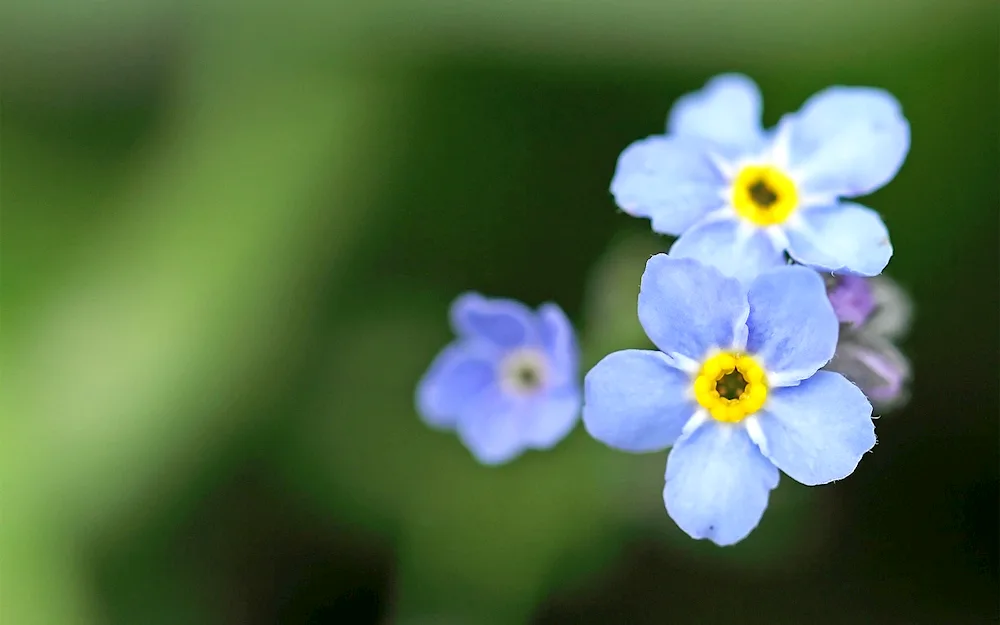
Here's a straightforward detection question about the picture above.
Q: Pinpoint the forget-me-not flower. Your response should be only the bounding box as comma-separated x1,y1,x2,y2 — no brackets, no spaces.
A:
417,293,581,465
610,74,909,284
583,255,876,546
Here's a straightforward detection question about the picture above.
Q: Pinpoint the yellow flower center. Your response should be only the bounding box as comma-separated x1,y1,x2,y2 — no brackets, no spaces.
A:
693,352,768,423
732,165,798,226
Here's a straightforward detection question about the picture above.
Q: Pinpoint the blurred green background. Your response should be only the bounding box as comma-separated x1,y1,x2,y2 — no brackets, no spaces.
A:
2,1,998,623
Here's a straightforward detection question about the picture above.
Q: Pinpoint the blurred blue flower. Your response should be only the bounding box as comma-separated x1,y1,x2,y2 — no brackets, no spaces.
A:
417,293,581,465
583,255,876,546
611,74,909,284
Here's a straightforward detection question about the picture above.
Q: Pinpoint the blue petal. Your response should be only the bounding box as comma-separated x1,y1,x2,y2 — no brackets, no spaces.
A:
583,350,697,452
754,371,875,485
537,303,579,387
664,421,779,546
610,136,725,235
668,218,786,286
787,87,910,198
416,342,497,429
456,391,527,465
521,388,581,450
450,292,536,349
638,254,749,361
667,74,765,151
745,266,838,383
785,203,893,276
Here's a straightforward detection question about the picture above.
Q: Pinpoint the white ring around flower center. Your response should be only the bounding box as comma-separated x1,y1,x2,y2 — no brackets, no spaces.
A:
499,347,549,397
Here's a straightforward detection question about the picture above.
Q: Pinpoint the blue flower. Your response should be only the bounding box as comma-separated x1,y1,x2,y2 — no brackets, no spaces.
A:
610,74,909,284
583,255,876,546
416,293,581,465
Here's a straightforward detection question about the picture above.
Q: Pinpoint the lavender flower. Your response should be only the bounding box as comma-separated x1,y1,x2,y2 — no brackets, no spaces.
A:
824,274,913,412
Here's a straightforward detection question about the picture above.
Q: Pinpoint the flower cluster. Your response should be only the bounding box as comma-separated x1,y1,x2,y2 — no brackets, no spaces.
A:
416,74,912,545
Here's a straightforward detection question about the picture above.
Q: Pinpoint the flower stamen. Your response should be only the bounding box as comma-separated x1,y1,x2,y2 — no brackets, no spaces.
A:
732,165,798,226
693,352,768,423
500,348,549,396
